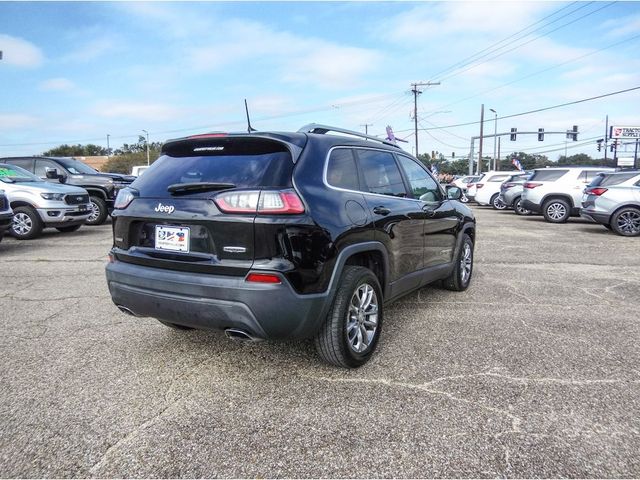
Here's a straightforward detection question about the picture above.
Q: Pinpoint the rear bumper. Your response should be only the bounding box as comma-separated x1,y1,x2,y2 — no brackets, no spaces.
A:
521,199,541,214
0,212,12,235
580,209,610,225
105,258,330,340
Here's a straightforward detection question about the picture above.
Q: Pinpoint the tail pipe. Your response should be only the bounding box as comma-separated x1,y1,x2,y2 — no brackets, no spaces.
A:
225,328,262,343
116,305,141,317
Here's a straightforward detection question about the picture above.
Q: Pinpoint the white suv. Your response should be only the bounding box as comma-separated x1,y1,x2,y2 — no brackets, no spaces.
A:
468,171,520,209
521,166,615,223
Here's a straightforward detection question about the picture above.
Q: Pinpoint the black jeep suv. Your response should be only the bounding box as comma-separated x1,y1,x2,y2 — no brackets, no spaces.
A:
105,125,475,367
1,156,134,225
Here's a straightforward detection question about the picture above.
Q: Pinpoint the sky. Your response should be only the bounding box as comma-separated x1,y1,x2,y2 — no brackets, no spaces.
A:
1,1,640,163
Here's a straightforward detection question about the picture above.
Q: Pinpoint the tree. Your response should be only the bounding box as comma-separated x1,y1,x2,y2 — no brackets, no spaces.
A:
42,144,108,156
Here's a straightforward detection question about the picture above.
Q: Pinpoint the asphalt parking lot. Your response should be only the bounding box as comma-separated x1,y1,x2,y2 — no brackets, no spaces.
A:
1,207,639,478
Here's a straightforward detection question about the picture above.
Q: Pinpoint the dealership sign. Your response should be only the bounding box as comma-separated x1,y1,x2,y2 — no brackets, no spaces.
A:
610,126,640,138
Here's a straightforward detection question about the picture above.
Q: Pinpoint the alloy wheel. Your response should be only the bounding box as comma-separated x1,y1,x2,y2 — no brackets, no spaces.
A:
515,200,530,215
346,283,379,354
460,242,473,284
12,212,33,236
616,210,640,235
88,201,101,223
546,202,566,220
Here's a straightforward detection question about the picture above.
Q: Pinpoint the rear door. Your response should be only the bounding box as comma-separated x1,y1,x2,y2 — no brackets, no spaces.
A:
112,136,297,277
353,148,425,294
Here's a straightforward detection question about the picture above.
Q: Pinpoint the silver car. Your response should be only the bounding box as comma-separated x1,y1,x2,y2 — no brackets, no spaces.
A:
0,163,92,239
497,172,532,214
581,170,640,236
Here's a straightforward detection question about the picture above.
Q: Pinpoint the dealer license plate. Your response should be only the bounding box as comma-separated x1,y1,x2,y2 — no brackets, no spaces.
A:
155,225,190,253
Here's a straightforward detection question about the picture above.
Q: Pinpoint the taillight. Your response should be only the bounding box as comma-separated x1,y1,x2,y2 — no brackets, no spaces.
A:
188,133,228,139
503,182,516,189
524,182,543,189
466,183,474,189
586,187,608,196
475,183,484,189
214,190,305,214
245,273,281,284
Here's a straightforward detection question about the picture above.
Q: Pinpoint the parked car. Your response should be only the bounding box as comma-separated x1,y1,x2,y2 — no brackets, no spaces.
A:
468,171,519,209
498,171,533,215
521,166,615,223
0,163,92,239
0,189,13,243
131,165,149,177
1,156,135,226
105,124,476,368
451,175,480,203
580,170,640,236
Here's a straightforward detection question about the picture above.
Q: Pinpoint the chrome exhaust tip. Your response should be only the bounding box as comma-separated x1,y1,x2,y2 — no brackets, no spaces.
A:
225,328,261,343
116,305,139,317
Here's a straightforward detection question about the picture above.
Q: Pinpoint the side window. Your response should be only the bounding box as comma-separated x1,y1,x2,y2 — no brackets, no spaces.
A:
355,149,407,197
5,158,33,172
583,170,603,182
326,148,360,191
396,155,442,202
488,175,509,182
35,159,61,178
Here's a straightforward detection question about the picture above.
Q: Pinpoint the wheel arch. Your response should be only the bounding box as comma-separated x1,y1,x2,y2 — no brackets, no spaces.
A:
541,194,574,208
9,200,37,210
610,203,640,222
331,242,390,299
85,188,108,200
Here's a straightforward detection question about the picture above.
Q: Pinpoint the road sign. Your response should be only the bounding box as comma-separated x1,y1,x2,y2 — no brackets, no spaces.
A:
610,126,640,138
617,157,635,167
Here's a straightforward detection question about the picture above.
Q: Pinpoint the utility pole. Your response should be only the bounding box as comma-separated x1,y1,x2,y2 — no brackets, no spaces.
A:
360,124,373,135
478,104,485,174
142,129,150,166
411,81,440,157
489,108,498,170
106,134,110,157
497,137,501,171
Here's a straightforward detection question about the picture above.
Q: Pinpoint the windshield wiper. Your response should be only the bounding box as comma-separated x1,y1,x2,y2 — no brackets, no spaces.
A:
167,182,236,195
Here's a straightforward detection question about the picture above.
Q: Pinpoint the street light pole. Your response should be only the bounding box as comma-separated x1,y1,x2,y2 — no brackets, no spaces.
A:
106,134,110,157
489,108,498,170
142,130,150,166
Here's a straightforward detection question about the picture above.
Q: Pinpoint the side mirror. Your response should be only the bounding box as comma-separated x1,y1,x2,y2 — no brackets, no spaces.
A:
45,167,58,179
447,186,463,200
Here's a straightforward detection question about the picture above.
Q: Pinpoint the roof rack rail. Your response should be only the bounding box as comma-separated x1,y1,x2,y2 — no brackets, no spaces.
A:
297,123,401,149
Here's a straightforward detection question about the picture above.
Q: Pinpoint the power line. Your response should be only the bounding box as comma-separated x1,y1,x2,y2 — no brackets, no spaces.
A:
396,85,640,133
437,2,614,83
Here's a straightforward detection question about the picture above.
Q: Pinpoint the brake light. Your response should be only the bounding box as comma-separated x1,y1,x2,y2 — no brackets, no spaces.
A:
524,182,543,189
214,190,305,214
586,187,608,196
475,183,484,189
466,183,474,189
503,182,516,189
188,133,228,139
246,273,281,284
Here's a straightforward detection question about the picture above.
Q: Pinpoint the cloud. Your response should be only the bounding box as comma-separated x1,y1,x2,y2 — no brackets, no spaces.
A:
383,2,553,43
39,77,76,91
0,34,44,67
0,113,39,130
62,37,116,63
92,101,184,122
600,13,640,38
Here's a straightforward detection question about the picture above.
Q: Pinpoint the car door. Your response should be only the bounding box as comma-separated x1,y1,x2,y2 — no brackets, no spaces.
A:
353,148,425,296
395,155,459,274
34,158,65,183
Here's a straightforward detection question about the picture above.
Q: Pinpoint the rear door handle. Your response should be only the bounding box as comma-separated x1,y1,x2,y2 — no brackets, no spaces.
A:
373,206,391,216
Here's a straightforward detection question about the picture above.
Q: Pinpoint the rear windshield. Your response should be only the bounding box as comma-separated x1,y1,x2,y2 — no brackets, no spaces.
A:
529,169,568,182
591,171,640,187
133,138,293,197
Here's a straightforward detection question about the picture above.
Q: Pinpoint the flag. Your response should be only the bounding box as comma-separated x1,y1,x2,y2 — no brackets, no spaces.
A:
512,158,523,171
385,125,396,144
431,163,439,176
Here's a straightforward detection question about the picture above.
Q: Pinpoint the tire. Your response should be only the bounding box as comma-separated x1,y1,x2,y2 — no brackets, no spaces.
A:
491,194,507,210
442,234,474,291
610,207,640,237
158,320,194,330
315,266,383,368
460,193,469,203
86,196,108,226
513,197,531,216
56,225,82,233
11,206,44,240
542,198,570,223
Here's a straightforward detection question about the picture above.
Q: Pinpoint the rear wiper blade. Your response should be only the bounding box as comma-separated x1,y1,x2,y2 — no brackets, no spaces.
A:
167,182,236,194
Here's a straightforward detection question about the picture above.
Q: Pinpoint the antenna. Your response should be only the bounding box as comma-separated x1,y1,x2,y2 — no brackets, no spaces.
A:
244,99,257,133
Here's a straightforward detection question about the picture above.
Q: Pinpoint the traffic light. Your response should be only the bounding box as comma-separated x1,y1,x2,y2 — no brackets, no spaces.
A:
538,128,544,141
610,141,617,152
510,128,517,141
596,139,603,152
452,152,455,159
567,125,578,141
